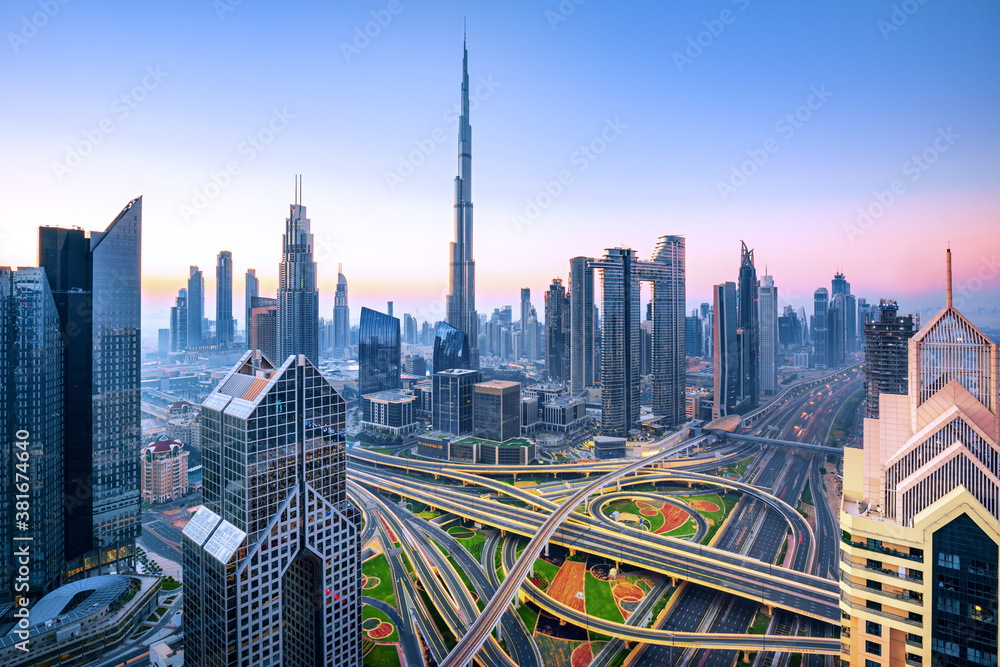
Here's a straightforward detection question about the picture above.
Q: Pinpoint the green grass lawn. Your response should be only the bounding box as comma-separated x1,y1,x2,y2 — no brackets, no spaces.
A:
603,499,664,532
801,481,814,506
457,531,487,560
362,555,397,607
749,611,770,634
724,456,754,478
516,602,538,633
417,510,440,520
532,558,560,585
585,572,624,623
160,577,180,591
447,525,475,539
363,643,401,667
363,605,400,643
663,516,697,538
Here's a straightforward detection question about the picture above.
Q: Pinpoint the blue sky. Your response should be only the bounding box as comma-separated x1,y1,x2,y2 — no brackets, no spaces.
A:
1,0,999,337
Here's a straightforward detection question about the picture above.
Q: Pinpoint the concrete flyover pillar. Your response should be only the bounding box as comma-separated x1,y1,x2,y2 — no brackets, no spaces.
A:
544,542,549,557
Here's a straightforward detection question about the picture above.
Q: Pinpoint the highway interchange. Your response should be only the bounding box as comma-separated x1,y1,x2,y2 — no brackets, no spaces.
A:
351,365,864,667
114,365,861,667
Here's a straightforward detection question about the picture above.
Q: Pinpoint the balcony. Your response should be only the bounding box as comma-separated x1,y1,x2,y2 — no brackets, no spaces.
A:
906,637,923,650
841,534,923,563
839,595,921,628
840,573,922,605
840,552,924,585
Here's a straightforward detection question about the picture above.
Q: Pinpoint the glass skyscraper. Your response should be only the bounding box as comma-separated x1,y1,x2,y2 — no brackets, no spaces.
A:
569,257,595,394
433,320,470,374
863,300,915,418
445,37,480,369
0,267,65,602
648,235,686,425
278,177,319,364
188,265,204,348
216,250,233,347
37,197,142,579
758,274,778,395
737,241,759,409
432,369,480,435
170,288,188,352
713,281,740,419
89,198,143,568
244,268,258,350
359,307,401,396
184,351,361,666
545,278,570,385
591,247,640,437
333,263,350,349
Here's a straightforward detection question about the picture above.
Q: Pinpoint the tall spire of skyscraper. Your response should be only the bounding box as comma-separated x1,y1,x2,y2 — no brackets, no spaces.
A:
446,30,479,367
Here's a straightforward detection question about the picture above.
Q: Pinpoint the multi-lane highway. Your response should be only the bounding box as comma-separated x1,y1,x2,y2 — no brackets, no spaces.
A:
345,364,862,666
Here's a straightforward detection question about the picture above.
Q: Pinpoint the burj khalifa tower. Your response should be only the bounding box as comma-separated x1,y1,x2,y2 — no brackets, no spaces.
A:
445,34,480,368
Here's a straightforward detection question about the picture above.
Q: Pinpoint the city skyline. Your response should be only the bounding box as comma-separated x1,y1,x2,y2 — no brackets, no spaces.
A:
2,1,999,339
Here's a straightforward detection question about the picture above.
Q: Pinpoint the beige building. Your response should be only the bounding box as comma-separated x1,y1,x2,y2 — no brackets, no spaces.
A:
840,251,999,667
141,438,190,504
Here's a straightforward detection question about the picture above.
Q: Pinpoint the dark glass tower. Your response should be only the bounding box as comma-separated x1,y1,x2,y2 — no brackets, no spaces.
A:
520,288,531,341
446,36,480,368
737,241,759,409
170,288,188,352
188,265,204,348
648,235,686,425
931,513,998,666
433,320,470,374
216,251,233,347
244,268,258,349
38,197,142,579
183,352,361,666
569,257,595,394
545,278,569,385
89,198,143,568
358,307,401,396
333,263,350,349
37,227,93,564
592,248,641,437
863,299,915,418
813,287,829,366
432,368,480,435
0,267,65,602
278,176,319,364
713,281,740,418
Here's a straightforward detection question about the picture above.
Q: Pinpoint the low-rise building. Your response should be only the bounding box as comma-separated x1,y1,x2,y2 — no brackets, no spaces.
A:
361,389,418,435
416,431,475,463
521,395,539,433
0,576,161,667
540,394,587,432
475,437,536,465
141,438,189,504
594,436,627,460
473,380,521,443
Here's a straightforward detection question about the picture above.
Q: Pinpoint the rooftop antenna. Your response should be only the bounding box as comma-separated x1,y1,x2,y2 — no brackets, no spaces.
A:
946,245,953,308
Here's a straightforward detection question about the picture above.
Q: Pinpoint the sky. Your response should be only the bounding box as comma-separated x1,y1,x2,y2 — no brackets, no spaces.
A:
2,0,999,340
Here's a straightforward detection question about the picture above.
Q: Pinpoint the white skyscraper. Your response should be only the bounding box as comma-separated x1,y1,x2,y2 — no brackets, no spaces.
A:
758,274,778,394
